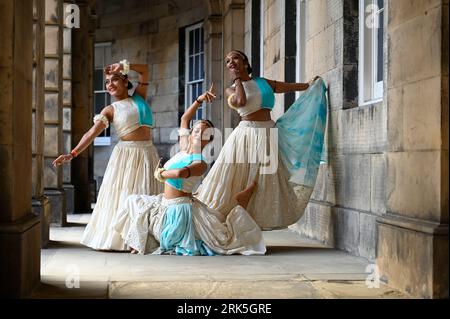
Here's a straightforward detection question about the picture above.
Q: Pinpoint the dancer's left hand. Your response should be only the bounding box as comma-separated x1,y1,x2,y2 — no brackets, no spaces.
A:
197,83,217,103
308,75,320,86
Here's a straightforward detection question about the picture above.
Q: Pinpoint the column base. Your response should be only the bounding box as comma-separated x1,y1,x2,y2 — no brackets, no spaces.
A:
0,214,41,298
32,195,51,248
44,188,67,226
377,213,449,298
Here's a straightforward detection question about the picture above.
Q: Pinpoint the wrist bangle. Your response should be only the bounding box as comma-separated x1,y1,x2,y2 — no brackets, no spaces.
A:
232,77,242,85
138,82,149,86
185,167,191,178
196,98,203,104
119,59,130,75
70,150,78,158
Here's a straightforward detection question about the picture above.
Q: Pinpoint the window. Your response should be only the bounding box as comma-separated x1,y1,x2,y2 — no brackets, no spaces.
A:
185,23,204,121
296,0,306,99
359,0,384,105
94,42,112,146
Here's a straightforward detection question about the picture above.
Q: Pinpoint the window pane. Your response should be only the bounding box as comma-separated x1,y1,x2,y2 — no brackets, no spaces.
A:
104,45,112,66
200,28,204,51
200,53,204,79
195,55,200,80
94,46,103,68
189,56,194,81
197,107,202,120
197,83,202,100
377,10,384,82
94,69,104,91
94,93,104,114
189,30,194,55
194,28,199,53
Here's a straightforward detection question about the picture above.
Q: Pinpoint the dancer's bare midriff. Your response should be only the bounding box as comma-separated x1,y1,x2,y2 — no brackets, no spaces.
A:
241,108,272,121
120,126,152,141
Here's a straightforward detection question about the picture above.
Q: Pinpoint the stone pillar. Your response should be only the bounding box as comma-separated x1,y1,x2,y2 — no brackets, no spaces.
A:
71,0,96,213
377,0,449,298
0,0,41,298
204,12,224,139
44,0,67,226
222,0,245,130
32,0,51,247
63,1,74,214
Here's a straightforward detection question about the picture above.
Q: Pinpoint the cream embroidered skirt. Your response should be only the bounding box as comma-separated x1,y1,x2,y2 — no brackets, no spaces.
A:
114,194,266,255
80,140,164,251
195,120,312,230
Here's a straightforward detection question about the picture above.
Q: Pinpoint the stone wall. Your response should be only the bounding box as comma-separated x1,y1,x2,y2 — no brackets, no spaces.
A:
376,0,449,298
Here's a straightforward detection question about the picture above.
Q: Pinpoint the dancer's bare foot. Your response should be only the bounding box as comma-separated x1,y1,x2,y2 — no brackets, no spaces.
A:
235,181,258,209
131,249,138,254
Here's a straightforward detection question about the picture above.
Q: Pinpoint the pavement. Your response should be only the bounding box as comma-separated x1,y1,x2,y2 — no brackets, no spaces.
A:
31,214,408,299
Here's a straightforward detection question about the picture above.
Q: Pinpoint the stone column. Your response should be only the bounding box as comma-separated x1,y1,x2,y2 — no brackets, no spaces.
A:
222,0,245,130
44,0,67,226
377,0,449,298
63,1,74,214
71,0,96,213
32,0,51,247
204,12,224,139
0,0,41,298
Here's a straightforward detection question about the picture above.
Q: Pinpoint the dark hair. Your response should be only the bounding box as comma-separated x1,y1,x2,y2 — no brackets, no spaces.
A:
192,119,215,142
123,74,133,89
231,50,253,75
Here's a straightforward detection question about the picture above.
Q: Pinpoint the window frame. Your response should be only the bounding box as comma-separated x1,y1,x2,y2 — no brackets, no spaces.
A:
94,42,112,146
358,0,385,107
184,22,205,121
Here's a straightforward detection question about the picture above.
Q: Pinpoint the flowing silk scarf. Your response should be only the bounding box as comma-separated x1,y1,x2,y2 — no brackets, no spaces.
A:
276,78,328,187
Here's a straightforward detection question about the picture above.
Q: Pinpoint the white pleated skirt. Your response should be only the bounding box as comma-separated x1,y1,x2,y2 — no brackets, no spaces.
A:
195,120,313,230
114,194,266,255
80,140,164,251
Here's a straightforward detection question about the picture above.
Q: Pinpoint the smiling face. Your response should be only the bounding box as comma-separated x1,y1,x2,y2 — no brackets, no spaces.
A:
225,51,249,76
105,74,128,98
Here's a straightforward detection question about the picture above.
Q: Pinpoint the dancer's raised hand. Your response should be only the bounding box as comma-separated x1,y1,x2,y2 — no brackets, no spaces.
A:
104,63,123,75
197,83,217,103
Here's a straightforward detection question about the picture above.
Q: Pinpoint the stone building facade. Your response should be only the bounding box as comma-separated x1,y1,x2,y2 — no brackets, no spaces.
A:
0,0,448,298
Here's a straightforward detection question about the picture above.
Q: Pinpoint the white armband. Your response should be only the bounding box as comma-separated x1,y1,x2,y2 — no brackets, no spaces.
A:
120,59,130,75
178,128,191,136
93,114,110,128
227,93,239,110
